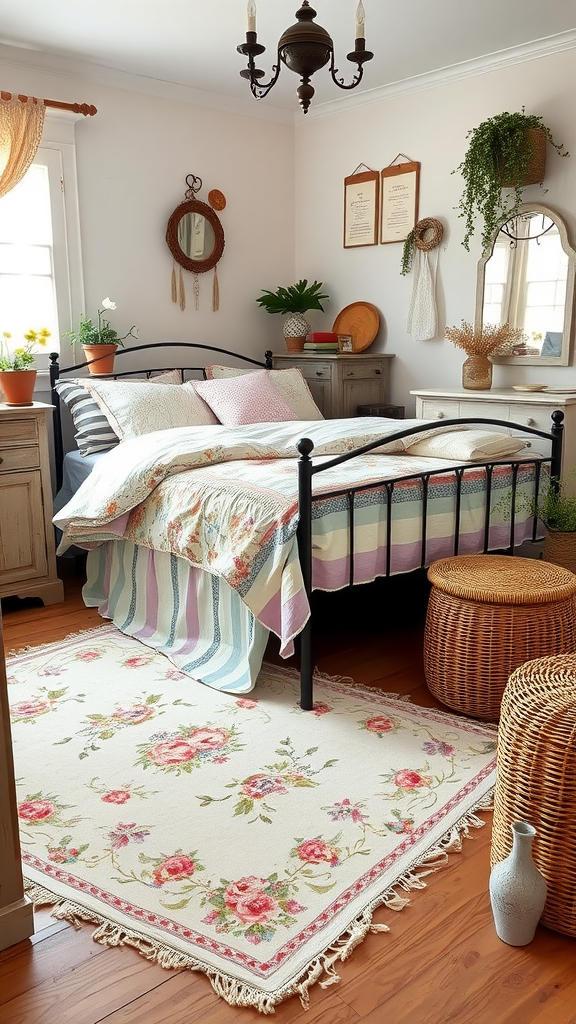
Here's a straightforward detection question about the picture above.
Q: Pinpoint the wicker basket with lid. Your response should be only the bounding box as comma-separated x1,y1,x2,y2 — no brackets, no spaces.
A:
491,652,576,936
424,554,576,720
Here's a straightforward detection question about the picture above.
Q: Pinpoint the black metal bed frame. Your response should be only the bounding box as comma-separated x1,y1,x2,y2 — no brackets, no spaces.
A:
48,342,564,712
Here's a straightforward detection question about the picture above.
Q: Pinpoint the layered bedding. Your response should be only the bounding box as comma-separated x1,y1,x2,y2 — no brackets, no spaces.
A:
54,416,541,693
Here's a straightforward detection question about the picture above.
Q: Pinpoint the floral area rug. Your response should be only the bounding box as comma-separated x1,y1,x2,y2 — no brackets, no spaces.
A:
7,624,496,1013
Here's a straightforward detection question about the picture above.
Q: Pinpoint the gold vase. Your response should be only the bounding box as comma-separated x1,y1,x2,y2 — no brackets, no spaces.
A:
462,354,492,391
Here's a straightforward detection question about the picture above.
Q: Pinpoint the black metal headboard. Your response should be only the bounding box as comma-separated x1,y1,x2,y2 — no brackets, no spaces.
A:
49,342,274,489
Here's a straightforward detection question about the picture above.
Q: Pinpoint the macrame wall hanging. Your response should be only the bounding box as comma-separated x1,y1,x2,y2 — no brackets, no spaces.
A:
401,217,444,342
165,173,226,312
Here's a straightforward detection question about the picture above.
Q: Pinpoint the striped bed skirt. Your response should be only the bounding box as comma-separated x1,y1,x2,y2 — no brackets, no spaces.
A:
83,541,270,693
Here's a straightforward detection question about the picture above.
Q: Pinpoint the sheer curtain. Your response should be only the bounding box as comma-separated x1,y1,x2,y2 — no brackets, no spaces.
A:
0,94,45,198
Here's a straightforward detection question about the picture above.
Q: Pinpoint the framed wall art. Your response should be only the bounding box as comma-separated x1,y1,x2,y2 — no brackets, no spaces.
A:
343,169,380,248
380,160,420,244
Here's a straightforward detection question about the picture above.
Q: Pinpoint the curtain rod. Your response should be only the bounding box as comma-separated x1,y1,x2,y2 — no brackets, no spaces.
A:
1,91,97,116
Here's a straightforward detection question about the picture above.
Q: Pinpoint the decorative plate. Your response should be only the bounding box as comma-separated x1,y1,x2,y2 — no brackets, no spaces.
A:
208,189,227,211
512,384,546,392
332,302,380,352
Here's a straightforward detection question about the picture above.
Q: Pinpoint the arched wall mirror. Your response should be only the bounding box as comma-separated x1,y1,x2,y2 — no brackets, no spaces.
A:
166,198,225,275
474,203,576,366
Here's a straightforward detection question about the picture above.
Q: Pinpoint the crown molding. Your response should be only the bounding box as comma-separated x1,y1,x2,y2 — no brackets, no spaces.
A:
0,44,293,124
303,29,576,122
2,29,575,128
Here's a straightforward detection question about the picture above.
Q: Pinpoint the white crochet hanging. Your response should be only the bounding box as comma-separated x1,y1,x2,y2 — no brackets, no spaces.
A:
405,218,443,342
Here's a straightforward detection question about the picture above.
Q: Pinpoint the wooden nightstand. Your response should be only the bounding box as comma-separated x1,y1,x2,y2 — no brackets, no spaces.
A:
0,403,63,604
271,352,395,418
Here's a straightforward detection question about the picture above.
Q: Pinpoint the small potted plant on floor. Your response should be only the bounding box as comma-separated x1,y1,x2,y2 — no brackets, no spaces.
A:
454,109,569,252
494,474,576,574
66,297,138,374
256,279,329,351
0,327,51,405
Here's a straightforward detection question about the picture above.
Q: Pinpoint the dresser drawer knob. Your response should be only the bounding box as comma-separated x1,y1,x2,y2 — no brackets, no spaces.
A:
0,456,3,464
435,411,445,419
316,371,323,376
525,417,535,427
375,369,381,375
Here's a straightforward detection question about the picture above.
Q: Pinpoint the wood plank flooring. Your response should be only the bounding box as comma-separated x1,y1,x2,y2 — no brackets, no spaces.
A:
1,559,575,1024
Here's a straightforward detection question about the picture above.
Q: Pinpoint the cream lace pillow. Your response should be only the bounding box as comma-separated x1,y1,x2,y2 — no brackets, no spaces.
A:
404,429,528,461
84,378,219,440
204,365,323,420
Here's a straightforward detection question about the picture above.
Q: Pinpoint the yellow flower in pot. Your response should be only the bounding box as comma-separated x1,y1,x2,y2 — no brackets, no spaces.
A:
0,327,51,405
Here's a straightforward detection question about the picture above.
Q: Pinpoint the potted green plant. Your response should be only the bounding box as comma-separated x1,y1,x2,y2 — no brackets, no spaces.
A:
66,297,138,375
454,110,569,252
0,327,51,405
256,279,328,351
494,475,576,574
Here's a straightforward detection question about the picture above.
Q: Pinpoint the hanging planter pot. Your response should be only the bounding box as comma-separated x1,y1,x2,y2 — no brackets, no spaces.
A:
499,128,547,187
454,110,569,251
0,369,37,405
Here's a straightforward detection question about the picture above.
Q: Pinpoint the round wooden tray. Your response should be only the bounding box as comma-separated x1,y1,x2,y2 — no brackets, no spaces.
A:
332,301,380,352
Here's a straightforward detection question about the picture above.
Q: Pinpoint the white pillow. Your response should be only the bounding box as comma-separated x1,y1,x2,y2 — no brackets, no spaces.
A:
204,365,323,420
84,378,219,439
404,429,528,461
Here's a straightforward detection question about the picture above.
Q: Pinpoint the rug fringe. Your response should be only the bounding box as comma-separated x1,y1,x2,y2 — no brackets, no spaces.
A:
23,792,492,1014
7,624,112,659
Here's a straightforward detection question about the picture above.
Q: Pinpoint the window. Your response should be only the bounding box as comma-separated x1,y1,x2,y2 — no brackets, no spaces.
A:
0,119,84,372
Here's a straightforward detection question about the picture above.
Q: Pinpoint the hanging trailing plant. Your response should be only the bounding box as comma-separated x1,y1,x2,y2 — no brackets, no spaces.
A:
454,109,569,252
400,228,416,276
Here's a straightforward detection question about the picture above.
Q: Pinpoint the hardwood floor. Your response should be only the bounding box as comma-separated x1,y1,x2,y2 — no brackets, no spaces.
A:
1,559,575,1024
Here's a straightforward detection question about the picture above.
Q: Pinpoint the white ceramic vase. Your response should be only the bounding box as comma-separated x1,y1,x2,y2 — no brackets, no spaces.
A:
489,821,547,946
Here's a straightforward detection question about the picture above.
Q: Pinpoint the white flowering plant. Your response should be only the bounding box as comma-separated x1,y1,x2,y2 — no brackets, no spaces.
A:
0,328,51,370
66,298,138,347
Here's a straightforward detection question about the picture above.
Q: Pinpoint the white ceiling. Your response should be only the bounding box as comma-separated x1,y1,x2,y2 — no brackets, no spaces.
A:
1,1,575,117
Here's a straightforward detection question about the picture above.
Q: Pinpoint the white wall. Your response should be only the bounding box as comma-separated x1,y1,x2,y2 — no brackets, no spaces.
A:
0,60,296,368
294,47,576,413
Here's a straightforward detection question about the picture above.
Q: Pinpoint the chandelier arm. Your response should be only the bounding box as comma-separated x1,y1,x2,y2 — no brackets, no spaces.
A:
329,44,373,90
330,61,364,91
249,58,282,99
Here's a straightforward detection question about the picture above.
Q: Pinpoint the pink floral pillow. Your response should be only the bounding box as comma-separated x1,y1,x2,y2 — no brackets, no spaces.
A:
191,371,299,426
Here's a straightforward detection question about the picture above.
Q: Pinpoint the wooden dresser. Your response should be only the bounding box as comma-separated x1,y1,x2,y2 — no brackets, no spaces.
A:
411,387,576,485
0,403,63,604
272,352,395,418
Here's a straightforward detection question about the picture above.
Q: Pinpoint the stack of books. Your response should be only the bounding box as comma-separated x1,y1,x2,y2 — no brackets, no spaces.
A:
303,331,339,353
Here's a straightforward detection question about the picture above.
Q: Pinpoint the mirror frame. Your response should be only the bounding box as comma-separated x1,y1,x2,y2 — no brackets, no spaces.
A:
474,203,576,366
166,198,225,274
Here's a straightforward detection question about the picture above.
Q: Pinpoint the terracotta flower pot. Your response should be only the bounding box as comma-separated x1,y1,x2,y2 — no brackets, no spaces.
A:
0,369,37,406
82,344,118,375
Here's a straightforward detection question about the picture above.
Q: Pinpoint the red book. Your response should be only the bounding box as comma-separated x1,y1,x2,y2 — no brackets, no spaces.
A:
306,332,339,343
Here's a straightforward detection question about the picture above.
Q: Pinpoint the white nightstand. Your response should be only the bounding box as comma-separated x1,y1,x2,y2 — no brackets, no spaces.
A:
411,387,576,485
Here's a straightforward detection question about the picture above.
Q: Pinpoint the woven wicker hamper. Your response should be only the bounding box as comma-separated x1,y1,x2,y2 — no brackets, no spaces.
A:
491,653,576,936
424,555,576,720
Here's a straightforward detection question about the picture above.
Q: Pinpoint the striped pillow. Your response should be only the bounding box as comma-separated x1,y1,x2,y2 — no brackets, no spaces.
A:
54,379,119,456
54,370,183,456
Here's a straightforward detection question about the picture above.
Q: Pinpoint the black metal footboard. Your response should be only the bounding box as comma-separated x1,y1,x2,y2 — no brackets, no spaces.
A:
296,412,565,710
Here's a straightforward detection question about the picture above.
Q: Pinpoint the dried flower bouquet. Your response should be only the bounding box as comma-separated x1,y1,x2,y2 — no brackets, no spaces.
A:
445,321,527,357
